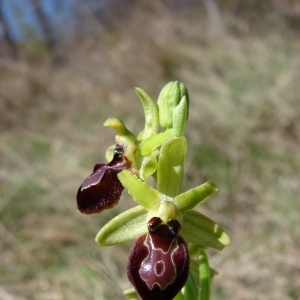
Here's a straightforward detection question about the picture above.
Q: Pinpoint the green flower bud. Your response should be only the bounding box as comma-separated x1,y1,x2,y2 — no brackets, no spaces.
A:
157,81,189,129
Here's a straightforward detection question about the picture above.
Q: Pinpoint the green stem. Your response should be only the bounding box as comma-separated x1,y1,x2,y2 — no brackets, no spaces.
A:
183,273,198,300
198,249,211,300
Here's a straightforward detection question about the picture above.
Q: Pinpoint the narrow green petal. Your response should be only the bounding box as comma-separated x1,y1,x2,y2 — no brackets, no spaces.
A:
95,205,148,246
181,210,230,250
157,136,187,197
118,170,161,211
135,87,159,140
174,181,218,213
139,129,172,156
138,150,159,182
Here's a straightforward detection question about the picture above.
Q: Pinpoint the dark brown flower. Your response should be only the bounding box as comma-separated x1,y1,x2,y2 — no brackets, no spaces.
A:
127,217,189,300
77,144,131,214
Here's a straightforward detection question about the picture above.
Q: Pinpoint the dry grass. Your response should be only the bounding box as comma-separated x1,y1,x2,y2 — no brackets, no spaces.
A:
1,3,300,300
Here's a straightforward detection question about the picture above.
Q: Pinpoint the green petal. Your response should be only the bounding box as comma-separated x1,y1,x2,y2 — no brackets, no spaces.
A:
173,181,218,213
95,205,148,246
157,136,187,197
138,150,159,182
139,129,172,156
118,170,161,211
181,210,230,250
135,87,159,140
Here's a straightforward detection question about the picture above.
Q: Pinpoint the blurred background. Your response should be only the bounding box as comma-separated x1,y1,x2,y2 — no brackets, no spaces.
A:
0,0,300,299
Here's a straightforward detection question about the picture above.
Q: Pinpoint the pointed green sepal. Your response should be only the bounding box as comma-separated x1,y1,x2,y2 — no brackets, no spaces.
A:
157,136,187,197
172,96,188,137
96,205,148,246
118,170,161,211
174,181,218,213
138,150,159,182
181,210,230,250
139,129,172,156
135,87,159,141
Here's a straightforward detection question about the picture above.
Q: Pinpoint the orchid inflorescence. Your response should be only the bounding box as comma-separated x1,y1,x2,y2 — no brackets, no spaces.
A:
76,82,230,300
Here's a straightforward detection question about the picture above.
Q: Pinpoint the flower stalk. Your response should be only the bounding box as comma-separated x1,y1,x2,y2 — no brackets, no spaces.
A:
76,81,230,300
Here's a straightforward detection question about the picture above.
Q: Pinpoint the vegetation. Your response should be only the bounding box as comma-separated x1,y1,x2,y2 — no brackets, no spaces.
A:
0,1,299,299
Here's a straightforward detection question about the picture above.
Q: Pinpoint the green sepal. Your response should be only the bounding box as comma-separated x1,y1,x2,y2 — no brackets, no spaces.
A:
118,170,161,212
173,181,218,213
105,144,115,162
135,87,159,141
95,205,147,246
183,273,198,300
123,288,140,300
198,249,211,300
157,136,187,197
138,150,159,182
139,129,172,156
181,210,230,250
172,96,188,137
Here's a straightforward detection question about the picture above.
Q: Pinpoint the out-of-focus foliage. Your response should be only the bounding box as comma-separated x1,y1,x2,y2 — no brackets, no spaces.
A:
0,1,299,299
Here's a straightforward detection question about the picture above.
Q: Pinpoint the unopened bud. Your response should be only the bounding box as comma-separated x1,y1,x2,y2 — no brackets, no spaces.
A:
157,81,189,129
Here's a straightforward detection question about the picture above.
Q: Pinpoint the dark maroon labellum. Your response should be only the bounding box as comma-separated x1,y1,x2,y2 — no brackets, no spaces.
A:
127,217,189,300
77,144,130,214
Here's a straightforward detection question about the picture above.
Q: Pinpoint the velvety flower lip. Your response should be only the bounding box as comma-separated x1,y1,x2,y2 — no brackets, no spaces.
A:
77,144,131,214
127,217,189,300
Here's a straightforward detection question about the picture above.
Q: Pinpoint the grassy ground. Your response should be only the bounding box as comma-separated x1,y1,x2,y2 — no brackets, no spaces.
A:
1,5,300,300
